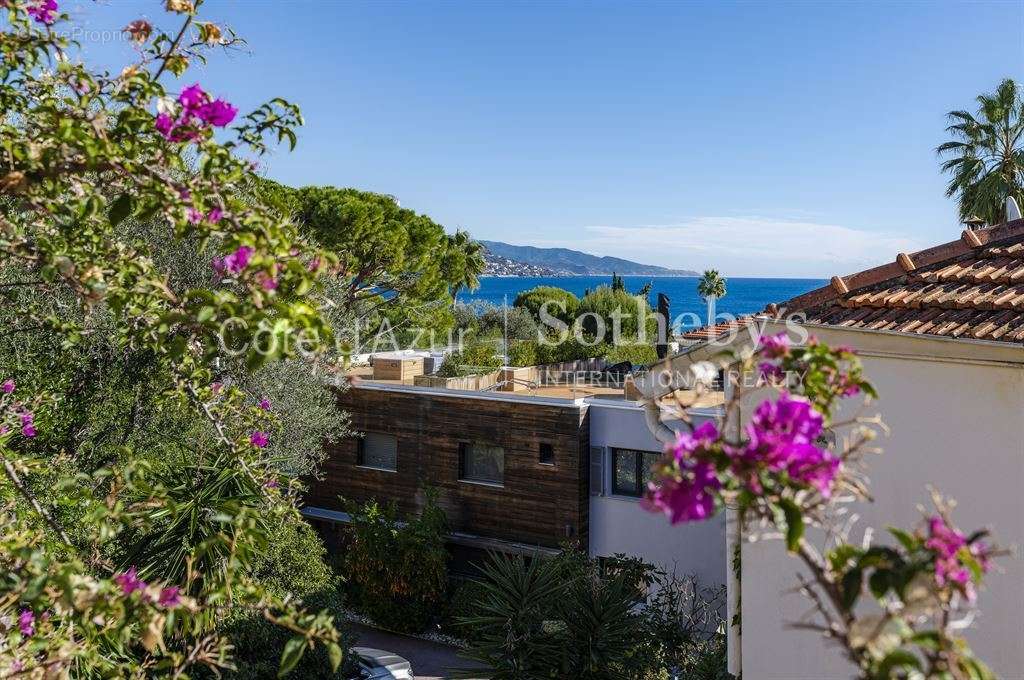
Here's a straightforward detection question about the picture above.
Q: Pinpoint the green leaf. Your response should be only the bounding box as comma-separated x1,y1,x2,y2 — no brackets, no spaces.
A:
326,642,343,671
868,570,891,599
888,526,920,553
875,648,921,679
909,630,941,651
278,635,307,677
841,567,862,611
778,498,803,553
109,194,133,227
827,544,862,571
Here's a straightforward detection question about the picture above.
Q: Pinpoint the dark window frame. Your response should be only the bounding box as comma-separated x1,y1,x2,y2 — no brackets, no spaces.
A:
611,447,660,497
458,441,505,486
355,431,398,472
538,442,554,465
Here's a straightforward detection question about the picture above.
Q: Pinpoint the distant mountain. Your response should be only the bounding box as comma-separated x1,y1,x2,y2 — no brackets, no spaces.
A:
478,240,697,276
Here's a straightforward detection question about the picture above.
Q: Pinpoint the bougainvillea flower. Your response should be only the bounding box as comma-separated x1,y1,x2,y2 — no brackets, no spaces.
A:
223,246,253,275
257,272,279,291
250,431,269,448
26,0,58,25
187,208,203,224
730,392,839,496
197,99,238,127
158,587,181,608
115,567,147,595
924,515,991,602
642,458,720,524
258,397,271,411
19,411,36,438
758,332,792,359
642,421,722,524
207,207,223,224
18,609,35,636
1,379,13,394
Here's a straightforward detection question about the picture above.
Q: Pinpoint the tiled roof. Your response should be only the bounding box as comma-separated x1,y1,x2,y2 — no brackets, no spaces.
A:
681,315,754,340
766,219,1024,343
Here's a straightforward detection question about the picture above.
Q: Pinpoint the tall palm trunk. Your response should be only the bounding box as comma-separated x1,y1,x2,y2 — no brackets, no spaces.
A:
707,295,717,327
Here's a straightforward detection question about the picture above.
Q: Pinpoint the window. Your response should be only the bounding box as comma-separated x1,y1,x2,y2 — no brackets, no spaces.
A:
539,442,554,465
611,448,661,497
356,432,397,471
459,442,504,485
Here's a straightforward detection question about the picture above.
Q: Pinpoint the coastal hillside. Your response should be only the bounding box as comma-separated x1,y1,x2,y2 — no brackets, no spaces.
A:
479,240,697,276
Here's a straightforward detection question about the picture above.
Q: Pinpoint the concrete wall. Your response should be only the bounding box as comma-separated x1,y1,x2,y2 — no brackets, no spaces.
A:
739,326,1024,679
587,400,727,587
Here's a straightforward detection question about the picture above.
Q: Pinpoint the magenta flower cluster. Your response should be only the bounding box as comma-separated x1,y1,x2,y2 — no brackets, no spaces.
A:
211,246,253,278
18,608,34,636
250,431,269,448
114,567,181,609
641,422,721,524
1,379,37,438
732,392,839,497
26,0,58,25
155,83,237,143
925,516,991,602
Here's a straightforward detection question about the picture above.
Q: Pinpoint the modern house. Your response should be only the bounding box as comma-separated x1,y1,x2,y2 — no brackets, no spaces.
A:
302,362,727,587
641,218,1024,679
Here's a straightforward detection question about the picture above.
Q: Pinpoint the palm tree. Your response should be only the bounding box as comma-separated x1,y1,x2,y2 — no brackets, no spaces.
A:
448,229,486,305
697,270,726,327
938,78,1024,226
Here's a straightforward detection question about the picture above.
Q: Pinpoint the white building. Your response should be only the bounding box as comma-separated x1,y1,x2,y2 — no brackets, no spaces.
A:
642,218,1024,678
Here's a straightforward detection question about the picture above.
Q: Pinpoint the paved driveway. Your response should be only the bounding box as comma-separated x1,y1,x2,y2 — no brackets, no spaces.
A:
350,623,487,680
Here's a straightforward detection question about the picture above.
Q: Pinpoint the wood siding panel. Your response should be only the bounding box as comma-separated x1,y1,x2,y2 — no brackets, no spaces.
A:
305,387,589,549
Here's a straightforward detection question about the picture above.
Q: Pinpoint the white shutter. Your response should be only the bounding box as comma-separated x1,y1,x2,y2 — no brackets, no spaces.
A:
590,446,606,496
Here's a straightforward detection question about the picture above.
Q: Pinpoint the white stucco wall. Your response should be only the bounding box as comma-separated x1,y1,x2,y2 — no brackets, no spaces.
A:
587,400,727,587
739,327,1024,679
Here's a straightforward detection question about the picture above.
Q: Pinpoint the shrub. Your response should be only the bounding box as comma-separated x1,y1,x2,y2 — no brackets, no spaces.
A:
506,340,538,367
457,549,659,679
576,285,657,344
477,305,538,341
440,578,490,642
605,343,658,366
343,492,448,633
453,303,480,332
437,340,502,377
514,285,580,324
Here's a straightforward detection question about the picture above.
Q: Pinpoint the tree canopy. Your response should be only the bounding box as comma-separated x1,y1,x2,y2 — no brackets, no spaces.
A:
938,78,1024,226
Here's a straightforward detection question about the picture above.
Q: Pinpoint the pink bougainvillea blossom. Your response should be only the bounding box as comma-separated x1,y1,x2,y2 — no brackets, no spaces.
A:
758,332,792,359
730,392,839,497
1,379,13,394
224,246,252,274
257,272,278,291
19,411,36,438
206,207,223,224
925,515,991,602
155,83,237,143
197,99,238,126
158,586,181,608
258,397,271,411
250,431,268,448
26,0,58,25
115,567,147,595
18,608,35,636
642,422,722,524
187,207,203,224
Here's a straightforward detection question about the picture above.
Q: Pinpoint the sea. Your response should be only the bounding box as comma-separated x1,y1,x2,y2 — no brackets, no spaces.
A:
463,276,825,330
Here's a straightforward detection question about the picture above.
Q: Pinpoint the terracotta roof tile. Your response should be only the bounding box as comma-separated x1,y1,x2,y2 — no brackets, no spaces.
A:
767,219,1024,343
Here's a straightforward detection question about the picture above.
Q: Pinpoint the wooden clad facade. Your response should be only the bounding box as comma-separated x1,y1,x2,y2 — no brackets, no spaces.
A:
305,386,591,549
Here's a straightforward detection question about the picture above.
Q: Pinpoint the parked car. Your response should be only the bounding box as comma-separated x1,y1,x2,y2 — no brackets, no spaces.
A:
353,647,414,680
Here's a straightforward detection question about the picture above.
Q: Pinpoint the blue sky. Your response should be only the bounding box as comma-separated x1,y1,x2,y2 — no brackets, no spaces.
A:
68,0,1022,276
